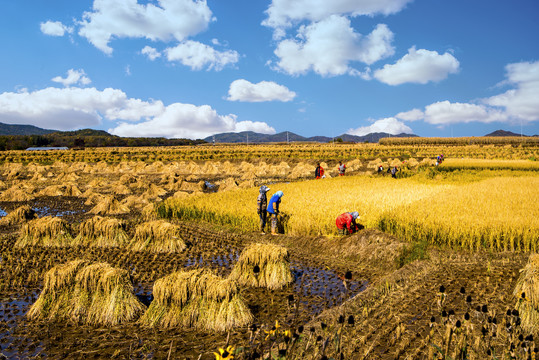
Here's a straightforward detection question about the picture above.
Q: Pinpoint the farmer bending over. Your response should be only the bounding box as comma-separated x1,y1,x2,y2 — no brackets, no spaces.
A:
257,185,270,234
336,211,360,235
267,190,283,235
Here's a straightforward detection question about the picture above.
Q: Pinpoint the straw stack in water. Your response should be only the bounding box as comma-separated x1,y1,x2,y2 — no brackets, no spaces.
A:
129,220,186,253
74,216,129,247
27,260,145,326
229,243,293,290
514,254,539,334
0,205,37,225
15,216,73,247
139,268,252,331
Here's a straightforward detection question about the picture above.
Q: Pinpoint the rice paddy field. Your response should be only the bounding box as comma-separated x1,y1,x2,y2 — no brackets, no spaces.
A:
0,140,538,359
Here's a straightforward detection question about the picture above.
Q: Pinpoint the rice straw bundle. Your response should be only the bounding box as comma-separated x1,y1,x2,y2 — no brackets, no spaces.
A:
74,216,129,247
89,195,130,215
28,260,145,326
16,216,74,247
0,186,34,201
229,243,293,290
139,268,252,331
129,220,186,253
514,254,539,334
0,205,37,225
143,184,167,199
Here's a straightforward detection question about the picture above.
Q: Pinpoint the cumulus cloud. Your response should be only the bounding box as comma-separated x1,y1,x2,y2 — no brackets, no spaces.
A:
165,40,239,71
108,103,275,139
40,20,73,36
485,60,539,122
373,47,460,85
227,79,296,102
273,17,394,76
348,117,412,136
263,0,413,38
52,69,92,87
78,0,213,54
141,46,162,60
0,85,273,138
423,101,507,125
395,108,424,121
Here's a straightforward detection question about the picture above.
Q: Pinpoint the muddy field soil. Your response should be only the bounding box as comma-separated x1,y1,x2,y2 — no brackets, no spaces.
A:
0,194,531,359
0,195,369,359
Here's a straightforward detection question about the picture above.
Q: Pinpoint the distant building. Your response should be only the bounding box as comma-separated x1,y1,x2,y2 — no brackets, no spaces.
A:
25,147,69,151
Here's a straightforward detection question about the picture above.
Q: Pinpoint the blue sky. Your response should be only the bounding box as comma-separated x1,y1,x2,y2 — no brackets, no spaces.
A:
0,0,538,139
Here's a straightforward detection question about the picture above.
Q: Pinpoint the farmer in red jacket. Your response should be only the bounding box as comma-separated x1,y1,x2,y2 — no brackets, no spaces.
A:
336,211,360,235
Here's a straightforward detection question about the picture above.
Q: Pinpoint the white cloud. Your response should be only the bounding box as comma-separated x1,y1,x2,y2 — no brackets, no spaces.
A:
165,40,239,71
109,103,275,139
348,117,412,136
395,108,424,121
40,21,73,36
141,46,162,60
423,101,507,125
263,0,413,38
485,60,539,122
273,17,394,76
52,69,92,87
0,85,273,138
374,47,460,85
227,79,296,102
78,0,213,54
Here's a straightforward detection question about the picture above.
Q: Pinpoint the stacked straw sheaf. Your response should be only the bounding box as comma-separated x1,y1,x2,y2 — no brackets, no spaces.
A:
0,205,37,225
15,216,73,247
130,220,186,253
514,254,539,334
28,260,145,326
229,243,293,290
89,195,130,215
139,268,253,331
74,216,129,247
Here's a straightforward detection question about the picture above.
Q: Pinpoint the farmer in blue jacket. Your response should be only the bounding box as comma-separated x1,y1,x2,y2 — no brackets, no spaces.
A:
267,190,283,235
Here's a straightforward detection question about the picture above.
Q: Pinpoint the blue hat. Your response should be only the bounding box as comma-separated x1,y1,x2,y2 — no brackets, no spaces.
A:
275,190,283,198
350,211,359,220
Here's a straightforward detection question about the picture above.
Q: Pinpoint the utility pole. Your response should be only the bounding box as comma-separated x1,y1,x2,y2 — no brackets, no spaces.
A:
246,133,249,145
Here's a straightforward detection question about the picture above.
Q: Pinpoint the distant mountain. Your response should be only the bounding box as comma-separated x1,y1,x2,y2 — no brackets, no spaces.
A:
51,128,114,137
485,130,526,137
205,131,417,143
0,122,56,136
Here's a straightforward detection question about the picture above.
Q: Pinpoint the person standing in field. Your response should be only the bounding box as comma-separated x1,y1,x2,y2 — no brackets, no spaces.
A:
315,162,325,179
336,211,360,235
338,161,346,176
391,166,398,178
267,190,283,235
257,185,270,234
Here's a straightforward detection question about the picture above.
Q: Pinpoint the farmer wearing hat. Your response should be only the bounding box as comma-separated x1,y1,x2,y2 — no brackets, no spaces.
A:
257,185,270,234
336,211,360,235
267,190,283,235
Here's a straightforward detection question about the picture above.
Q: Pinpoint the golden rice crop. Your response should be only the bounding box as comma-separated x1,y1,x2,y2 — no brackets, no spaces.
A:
139,268,252,331
158,176,451,236
74,216,129,247
129,220,186,253
514,254,539,334
27,260,145,326
378,176,539,251
16,216,74,247
229,243,293,290
440,158,539,171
